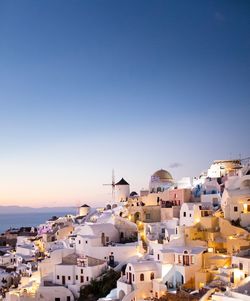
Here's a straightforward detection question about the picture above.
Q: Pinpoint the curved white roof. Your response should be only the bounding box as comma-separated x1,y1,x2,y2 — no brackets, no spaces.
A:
128,261,158,272
77,223,119,237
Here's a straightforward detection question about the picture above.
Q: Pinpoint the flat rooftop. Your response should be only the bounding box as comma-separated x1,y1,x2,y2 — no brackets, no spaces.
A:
60,253,105,266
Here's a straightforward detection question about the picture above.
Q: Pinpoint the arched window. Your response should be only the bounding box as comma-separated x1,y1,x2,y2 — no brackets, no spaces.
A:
150,272,154,280
140,273,144,281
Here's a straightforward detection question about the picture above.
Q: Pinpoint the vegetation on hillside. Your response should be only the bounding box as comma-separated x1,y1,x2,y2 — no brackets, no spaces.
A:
78,269,120,301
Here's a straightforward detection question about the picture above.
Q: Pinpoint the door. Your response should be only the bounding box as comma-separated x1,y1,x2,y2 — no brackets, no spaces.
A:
128,272,132,284
62,276,66,285
183,255,189,266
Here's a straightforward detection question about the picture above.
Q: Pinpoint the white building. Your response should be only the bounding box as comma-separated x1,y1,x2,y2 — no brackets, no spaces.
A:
180,202,212,227
78,204,90,217
222,175,250,227
75,223,138,262
115,178,130,202
39,247,107,299
117,236,206,300
207,159,242,178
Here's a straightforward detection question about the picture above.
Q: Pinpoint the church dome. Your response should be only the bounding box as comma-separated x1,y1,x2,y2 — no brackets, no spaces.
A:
152,169,173,182
149,169,174,193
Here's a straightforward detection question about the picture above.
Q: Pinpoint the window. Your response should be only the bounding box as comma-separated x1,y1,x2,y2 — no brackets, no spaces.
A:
191,256,195,264
140,273,144,281
157,254,160,260
183,212,186,217
57,275,60,280
129,266,131,271
67,297,71,301
79,240,81,244
234,206,238,212
86,276,89,281
81,269,83,274
150,272,154,280
76,275,78,280
80,276,84,283
178,255,181,264
189,213,192,217
55,298,60,301
85,240,88,244
68,276,71,280
239,262,243,270
132,274,135,282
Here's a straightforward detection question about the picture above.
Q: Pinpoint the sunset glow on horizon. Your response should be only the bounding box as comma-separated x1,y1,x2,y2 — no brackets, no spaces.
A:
0,0,249,207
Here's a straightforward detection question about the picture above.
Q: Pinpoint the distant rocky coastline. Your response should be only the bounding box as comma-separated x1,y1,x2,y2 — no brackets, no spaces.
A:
0,206,76,214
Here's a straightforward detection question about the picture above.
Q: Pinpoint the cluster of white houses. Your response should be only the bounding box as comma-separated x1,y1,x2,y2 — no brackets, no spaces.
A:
1,158,250,301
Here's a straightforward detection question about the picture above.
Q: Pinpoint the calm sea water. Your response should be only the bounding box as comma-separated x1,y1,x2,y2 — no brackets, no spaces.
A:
0,211,75,234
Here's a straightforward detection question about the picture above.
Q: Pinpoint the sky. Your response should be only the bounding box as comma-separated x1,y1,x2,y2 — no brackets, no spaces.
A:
0,0,249,207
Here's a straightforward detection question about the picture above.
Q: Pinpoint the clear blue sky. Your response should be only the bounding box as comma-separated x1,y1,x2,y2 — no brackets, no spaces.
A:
0,0,249,207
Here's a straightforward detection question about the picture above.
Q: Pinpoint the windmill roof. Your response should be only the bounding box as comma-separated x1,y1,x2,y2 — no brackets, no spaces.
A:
115,178,129,185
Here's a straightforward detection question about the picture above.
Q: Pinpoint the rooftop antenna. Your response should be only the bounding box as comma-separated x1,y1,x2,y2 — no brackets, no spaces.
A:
103,169,115,203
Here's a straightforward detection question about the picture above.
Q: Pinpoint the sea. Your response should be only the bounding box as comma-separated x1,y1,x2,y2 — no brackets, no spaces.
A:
0,211,76,234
